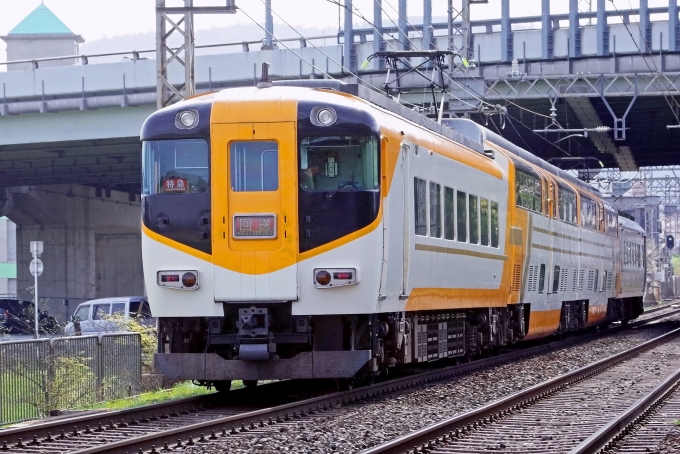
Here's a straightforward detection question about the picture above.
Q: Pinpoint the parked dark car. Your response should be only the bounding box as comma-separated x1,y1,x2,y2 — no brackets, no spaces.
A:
0,298,59,335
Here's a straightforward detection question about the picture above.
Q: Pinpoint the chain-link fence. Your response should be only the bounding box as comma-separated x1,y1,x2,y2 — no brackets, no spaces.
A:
0,333,141,425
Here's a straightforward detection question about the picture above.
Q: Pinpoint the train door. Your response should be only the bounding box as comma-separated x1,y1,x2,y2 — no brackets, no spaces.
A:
379,140,410,302
211,122,299,301
543,175,557,298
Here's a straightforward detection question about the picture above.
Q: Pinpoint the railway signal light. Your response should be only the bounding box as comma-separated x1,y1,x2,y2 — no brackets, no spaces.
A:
666,234,675,250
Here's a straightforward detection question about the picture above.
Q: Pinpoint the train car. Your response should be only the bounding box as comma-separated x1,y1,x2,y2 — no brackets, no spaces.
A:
140,80,645,391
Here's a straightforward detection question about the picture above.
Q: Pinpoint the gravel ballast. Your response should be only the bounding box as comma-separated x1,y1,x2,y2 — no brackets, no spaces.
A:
180,320,680,454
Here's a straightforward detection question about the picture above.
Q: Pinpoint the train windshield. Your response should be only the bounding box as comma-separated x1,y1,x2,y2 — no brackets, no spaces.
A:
299,136,379,192
142,139,209,195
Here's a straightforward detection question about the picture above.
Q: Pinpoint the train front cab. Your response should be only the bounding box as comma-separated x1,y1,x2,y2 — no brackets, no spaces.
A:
142,88,384,385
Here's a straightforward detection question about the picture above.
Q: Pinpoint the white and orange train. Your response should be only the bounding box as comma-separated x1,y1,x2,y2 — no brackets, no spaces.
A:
141,80,645,390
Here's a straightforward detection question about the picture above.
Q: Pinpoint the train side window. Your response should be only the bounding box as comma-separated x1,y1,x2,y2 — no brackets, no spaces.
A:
640,244,644,267
480,198,490,246
414,178,427,236
594,270,599,291
457,190,467,242
638,244,642,267
558,184,577,225
444,187,455,240
552,265,560,293
515,168,542,213
469,195,479,244
538,264,546,293
604,208,618,237
429,182,442,238
602,271,607,292
580,196,597,230
491,201,499,248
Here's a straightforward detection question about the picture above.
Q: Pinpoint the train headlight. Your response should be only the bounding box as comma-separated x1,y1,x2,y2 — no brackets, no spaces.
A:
315,270,331,286
313,268,357,288
175,109,199,129
157,270,199,290
310,106,337,127
181,272,198,288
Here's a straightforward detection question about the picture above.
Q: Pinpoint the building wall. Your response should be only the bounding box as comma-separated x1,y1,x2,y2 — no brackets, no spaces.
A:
5,36,79,70
95,232,144,298
7,185,142,324
0,217,17,296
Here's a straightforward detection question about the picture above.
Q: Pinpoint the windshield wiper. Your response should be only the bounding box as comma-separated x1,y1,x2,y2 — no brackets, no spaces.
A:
329,174,356,198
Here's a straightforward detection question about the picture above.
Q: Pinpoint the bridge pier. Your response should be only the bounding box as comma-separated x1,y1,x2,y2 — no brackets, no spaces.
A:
1,185,143,324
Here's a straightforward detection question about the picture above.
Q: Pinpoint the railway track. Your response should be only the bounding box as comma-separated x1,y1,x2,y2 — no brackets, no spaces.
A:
361,326,680,454
2,307,679,454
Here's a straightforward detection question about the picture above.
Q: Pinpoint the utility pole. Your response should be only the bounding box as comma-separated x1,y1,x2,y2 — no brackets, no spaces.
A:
448,0,487,71
155,0,237,109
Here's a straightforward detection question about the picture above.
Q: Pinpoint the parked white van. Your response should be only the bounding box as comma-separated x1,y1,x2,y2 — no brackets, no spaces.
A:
64,296,153,335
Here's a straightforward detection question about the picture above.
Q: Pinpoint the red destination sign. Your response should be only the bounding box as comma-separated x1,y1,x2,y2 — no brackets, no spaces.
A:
163,177,188,193
233,215,276,239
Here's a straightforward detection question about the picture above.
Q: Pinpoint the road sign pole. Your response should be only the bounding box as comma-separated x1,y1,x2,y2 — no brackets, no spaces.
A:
34,263,38,339
29,241,44,340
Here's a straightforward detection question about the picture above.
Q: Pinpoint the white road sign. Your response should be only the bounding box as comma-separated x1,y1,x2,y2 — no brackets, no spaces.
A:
30,258,43,277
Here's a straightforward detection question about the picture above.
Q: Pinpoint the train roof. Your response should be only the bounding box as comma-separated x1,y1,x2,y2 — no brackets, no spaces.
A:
619,216,646,235
276,80,487,155
273,80,600,198
441,118,601,196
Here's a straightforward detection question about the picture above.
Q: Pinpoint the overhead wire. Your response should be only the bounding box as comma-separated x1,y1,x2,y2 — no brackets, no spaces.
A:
612,0,680,125
249,1,575,157
377,0,555,120
258,0,426,110
362,0,576,156
237,6,335,80
324,0,484,110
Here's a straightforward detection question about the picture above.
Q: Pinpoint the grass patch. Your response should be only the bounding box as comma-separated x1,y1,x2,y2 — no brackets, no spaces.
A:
672,255,680,275
80,380,243,411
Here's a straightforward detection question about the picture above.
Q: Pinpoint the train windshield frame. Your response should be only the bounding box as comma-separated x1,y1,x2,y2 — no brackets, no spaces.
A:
298,135,380,193
142,139,210,195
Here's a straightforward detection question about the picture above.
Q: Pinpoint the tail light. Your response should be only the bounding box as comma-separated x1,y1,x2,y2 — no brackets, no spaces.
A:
157,270,199,290
313,268,357,288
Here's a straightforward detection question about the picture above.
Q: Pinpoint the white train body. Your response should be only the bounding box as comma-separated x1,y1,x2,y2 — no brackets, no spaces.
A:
140,82,645,386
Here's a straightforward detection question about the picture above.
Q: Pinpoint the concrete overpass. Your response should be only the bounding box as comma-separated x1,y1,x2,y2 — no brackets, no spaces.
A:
2,2,680,319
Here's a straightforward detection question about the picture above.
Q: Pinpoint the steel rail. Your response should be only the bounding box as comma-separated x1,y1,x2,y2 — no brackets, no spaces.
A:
360,326,680,454
569,368,680,454
0,379,295,446
2,309,677,453
641,302,679,315
65,316,680,454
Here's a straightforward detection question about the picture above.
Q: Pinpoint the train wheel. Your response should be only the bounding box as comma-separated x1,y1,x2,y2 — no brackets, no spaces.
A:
243,380,258,388
213,380,232,393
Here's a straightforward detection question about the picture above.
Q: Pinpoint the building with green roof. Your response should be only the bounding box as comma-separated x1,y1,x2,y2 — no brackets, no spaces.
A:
1,3,84,71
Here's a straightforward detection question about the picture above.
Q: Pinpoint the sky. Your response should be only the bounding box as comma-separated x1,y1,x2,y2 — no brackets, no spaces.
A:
0,0,671,62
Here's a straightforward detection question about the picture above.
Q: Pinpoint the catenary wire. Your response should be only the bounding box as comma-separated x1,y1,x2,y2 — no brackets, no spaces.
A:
259,0,428,110
611,0,680,125
355,1,576,155
238,6,336,80
374,0,556,120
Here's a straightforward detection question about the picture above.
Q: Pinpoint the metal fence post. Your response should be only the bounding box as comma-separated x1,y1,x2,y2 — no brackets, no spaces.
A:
96,335,104,401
